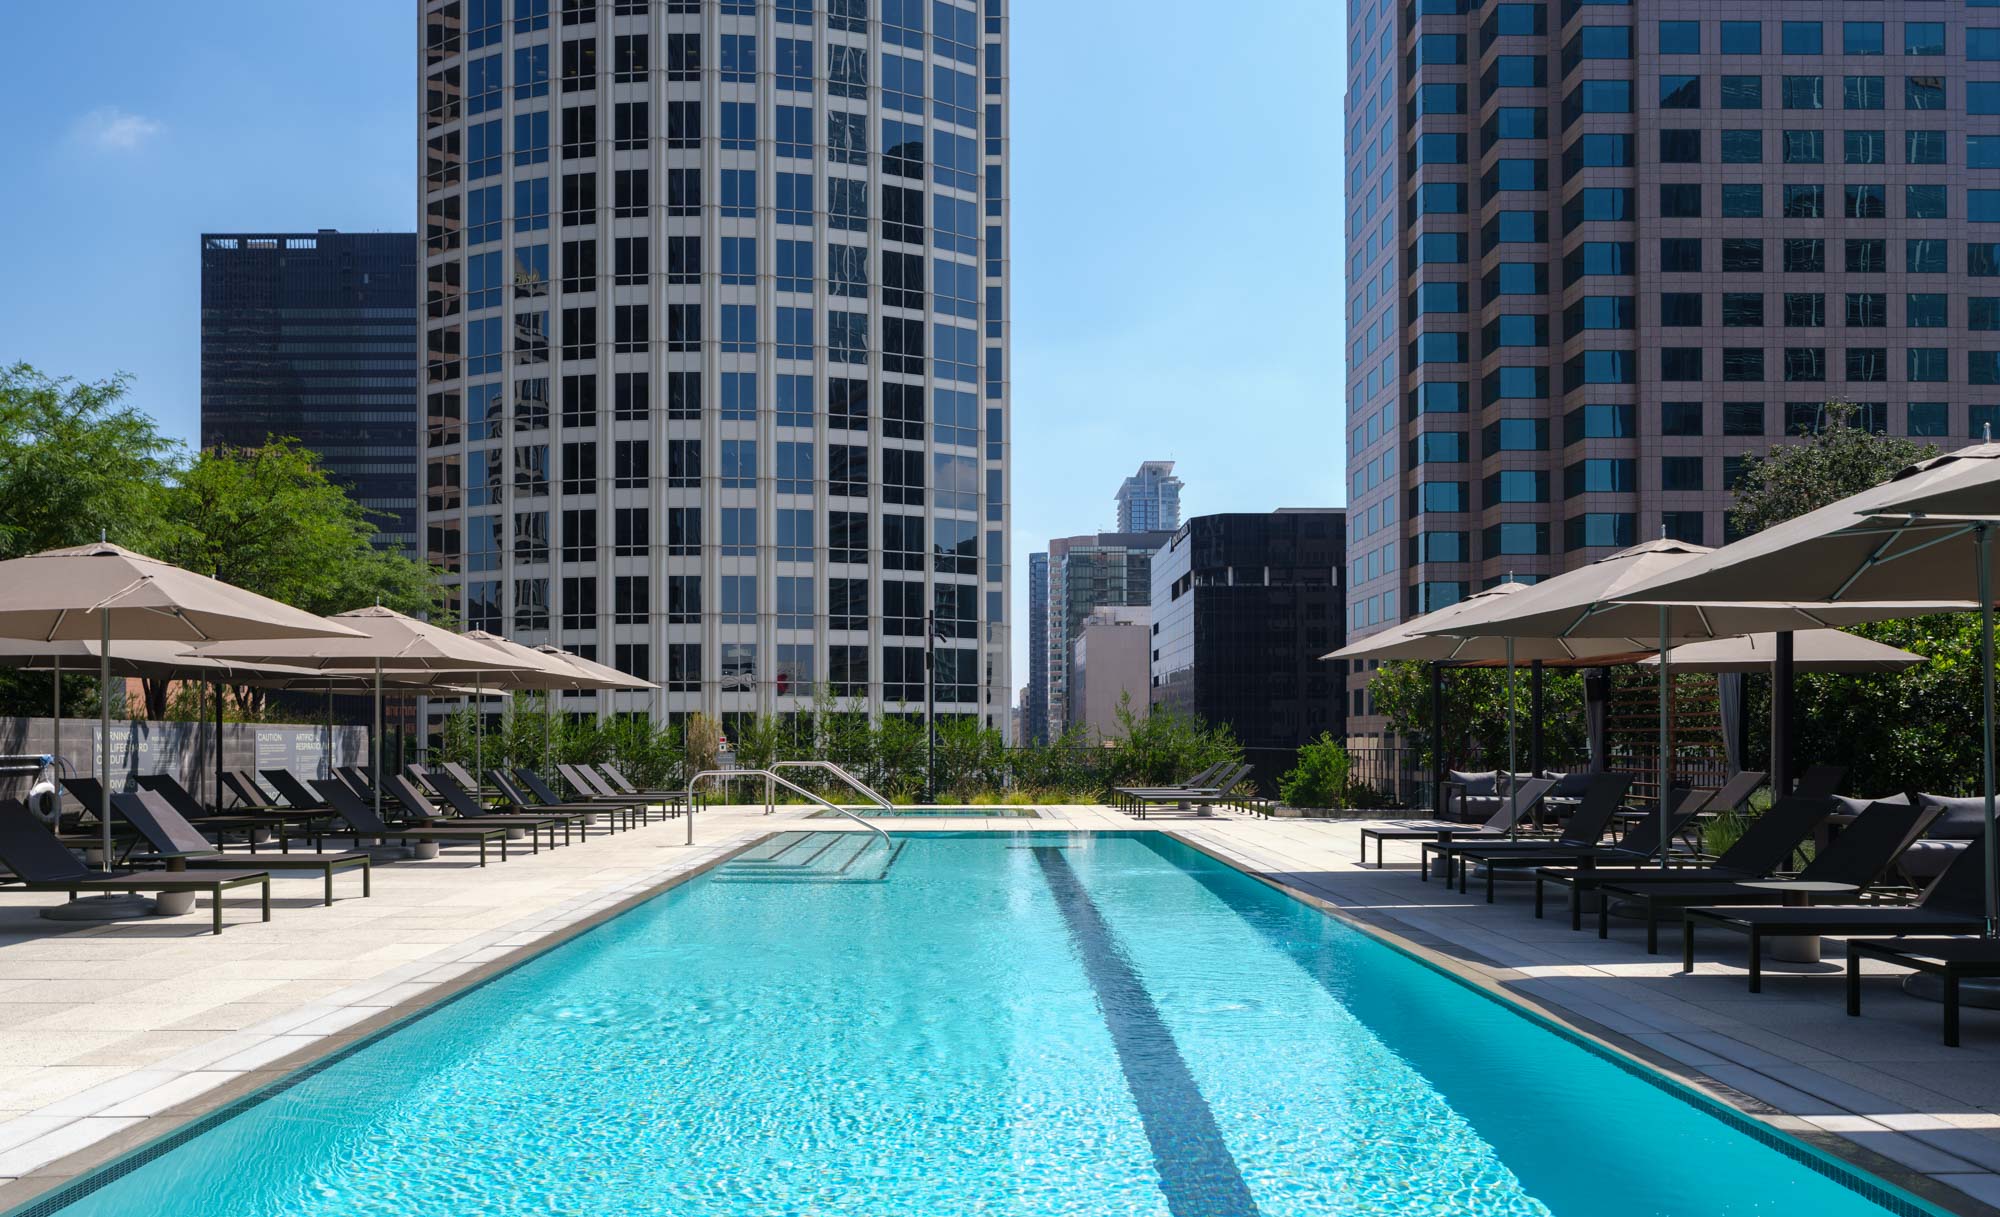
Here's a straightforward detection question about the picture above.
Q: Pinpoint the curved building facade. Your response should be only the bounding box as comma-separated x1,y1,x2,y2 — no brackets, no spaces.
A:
418,0,1010,736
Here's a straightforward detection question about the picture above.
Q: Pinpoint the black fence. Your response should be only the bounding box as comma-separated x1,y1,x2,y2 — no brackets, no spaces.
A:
1347,744,1428,810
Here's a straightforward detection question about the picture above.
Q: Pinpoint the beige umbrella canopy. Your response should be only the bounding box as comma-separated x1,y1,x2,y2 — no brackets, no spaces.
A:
1637,630,1925,674
1619,442,2000,933
191,607,533,817
0,542,363,875
534,644,658,690
1322,583,1530,662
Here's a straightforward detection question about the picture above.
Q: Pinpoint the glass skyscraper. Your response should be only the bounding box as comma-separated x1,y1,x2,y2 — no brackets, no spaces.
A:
200,231,421,553
1341,0,1991,734
419,0,1010,733
1113,459,1182,533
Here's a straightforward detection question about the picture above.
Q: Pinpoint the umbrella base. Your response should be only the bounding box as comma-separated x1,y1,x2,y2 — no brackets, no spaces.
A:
41,893,157,921
1904,972,2000,1010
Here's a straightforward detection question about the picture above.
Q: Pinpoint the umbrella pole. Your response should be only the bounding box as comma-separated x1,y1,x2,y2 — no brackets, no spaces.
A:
1506,638,1518,838
213,679,223,814
99,616,111,864
476,676,484,782
1658,606,1671,870
1980,525,1997,939
51,657,60,781
373,659,384,822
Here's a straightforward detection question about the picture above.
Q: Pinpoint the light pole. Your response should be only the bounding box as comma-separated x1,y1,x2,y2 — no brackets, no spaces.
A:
924,610,950,803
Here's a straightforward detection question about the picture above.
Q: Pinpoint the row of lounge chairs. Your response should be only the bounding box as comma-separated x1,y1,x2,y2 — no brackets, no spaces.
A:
1112,763,1260,818
0,762,688,933
1361,766,1999,1044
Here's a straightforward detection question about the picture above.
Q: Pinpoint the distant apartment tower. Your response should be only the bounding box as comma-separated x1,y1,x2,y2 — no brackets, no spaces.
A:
1025,550,1050,741
1114,460,1182,533
1150,510,1345,783
1069,605,1150,741
418,0,1012,733
199,231,420,553
1043,531,1170,734
1339,2,1989,737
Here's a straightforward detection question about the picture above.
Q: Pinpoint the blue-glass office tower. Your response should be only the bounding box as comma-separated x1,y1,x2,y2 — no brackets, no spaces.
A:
200,231,421,553
419,0,1011,735
1340,0,1990,738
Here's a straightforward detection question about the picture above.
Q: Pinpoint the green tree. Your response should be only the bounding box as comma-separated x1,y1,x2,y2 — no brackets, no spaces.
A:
1727,400,1935,534
1279,733,1352,808
1367,661,1587,773
1726,399,1974,795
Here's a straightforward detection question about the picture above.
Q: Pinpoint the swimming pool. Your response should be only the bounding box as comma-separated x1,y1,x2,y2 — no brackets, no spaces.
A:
16,831,1937,1217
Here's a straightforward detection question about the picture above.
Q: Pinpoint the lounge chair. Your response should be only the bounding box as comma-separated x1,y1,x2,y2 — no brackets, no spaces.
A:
261,768,330,811
596,763,696,816
1128,764,1255,819
1683,827,1987,991
1423,778,1654,890
511,769,638,829
1537,794,1838,937
1583,796,1924,953
1612,770,1766,839
1791,763,1846,800
384,775,562,851
293,779,514,867
221,770,288,813
1446,788,1712,903
1112,762,1229,812
565,765,677,824
1356,775,1569,869
0,798,269,935
493,770,630,833
1847,938,2000,1047
115,789,368,906
423,767,591,843
133,774,314,837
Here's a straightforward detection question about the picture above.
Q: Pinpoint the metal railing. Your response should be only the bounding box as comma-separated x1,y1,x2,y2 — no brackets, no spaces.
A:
1347,744,1429,810
771,760,894,809
682,768,892,852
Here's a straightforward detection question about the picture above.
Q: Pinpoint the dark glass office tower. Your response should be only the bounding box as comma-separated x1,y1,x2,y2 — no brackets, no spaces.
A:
1150,510,1346,784
200,231,421,553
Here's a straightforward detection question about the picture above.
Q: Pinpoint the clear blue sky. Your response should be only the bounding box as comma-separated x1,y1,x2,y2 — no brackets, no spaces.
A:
0,0,1346,697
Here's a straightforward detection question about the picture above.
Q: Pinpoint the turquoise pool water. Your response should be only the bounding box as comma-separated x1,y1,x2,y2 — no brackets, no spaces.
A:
21,832,1931,1217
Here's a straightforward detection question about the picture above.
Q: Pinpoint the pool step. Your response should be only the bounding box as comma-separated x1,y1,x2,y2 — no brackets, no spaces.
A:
714,833,905,883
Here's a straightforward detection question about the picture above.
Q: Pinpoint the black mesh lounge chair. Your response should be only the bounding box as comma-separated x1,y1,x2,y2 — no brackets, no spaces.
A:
1593,798,1932,953
1682,812,1983,991
296,779,513,867
220,770,281,811
1792,763,1847,800
427,767,592,843
512,769,637,829
562,765,671,824
0,798,268,935
1613,770,1765,839
1537,794,1838,936
1357,775,1569,869
1447,788,1712,902
1113,763,1230,812
589,764,693,817
439,761,490,798
261,769,329,812
1846,938,2000,1047
1422,777,1643,889
494,771,630,832
336,766,378,799
1129,764,1255,819
116,790,368,906
126,776,312,848
384,775,559,852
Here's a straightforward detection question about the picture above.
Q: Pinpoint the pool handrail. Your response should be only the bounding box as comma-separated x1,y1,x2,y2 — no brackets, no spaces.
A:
770,760,894,810
683,768,892,852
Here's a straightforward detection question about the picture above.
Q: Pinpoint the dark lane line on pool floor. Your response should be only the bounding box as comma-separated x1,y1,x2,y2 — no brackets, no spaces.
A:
1031,847,1262,1217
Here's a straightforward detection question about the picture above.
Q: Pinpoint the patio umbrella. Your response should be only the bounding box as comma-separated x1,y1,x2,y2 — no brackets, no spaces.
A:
0,638,323,814
0,542,364,877
1413,538,1939,867
190,606,530,820
527,644,659,776
1618,442,2000,931
459,631,624,777
1636,630,1926,674
1324,582,1648,818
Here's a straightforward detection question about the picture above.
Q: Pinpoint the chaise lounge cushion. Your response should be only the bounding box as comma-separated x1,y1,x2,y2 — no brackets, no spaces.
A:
1916,793,1989,841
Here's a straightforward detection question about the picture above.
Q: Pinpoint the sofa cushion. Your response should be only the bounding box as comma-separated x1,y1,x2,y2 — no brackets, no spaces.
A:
1831,792,1909,818
1900,837,1968,879
1916,793,1990,840
1541,770,1595,799
1449,770,1497,797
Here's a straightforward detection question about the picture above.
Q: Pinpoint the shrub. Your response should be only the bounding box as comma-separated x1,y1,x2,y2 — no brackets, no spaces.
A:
1279,734,1352,809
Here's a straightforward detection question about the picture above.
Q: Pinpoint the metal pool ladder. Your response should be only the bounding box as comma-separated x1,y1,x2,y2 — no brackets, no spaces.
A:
770,760,894,811
682,768,892,852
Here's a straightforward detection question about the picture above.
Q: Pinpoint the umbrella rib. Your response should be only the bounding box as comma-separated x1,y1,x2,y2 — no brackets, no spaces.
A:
1827,518,1954,600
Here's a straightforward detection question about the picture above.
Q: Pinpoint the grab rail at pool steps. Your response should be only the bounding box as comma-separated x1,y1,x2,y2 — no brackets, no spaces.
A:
770,760,895,810
682,769,894,852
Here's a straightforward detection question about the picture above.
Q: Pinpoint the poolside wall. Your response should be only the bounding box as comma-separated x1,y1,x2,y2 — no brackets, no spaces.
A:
0,717,369,808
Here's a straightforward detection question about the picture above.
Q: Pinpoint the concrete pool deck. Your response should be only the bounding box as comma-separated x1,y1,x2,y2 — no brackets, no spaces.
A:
0,805,1996,1215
